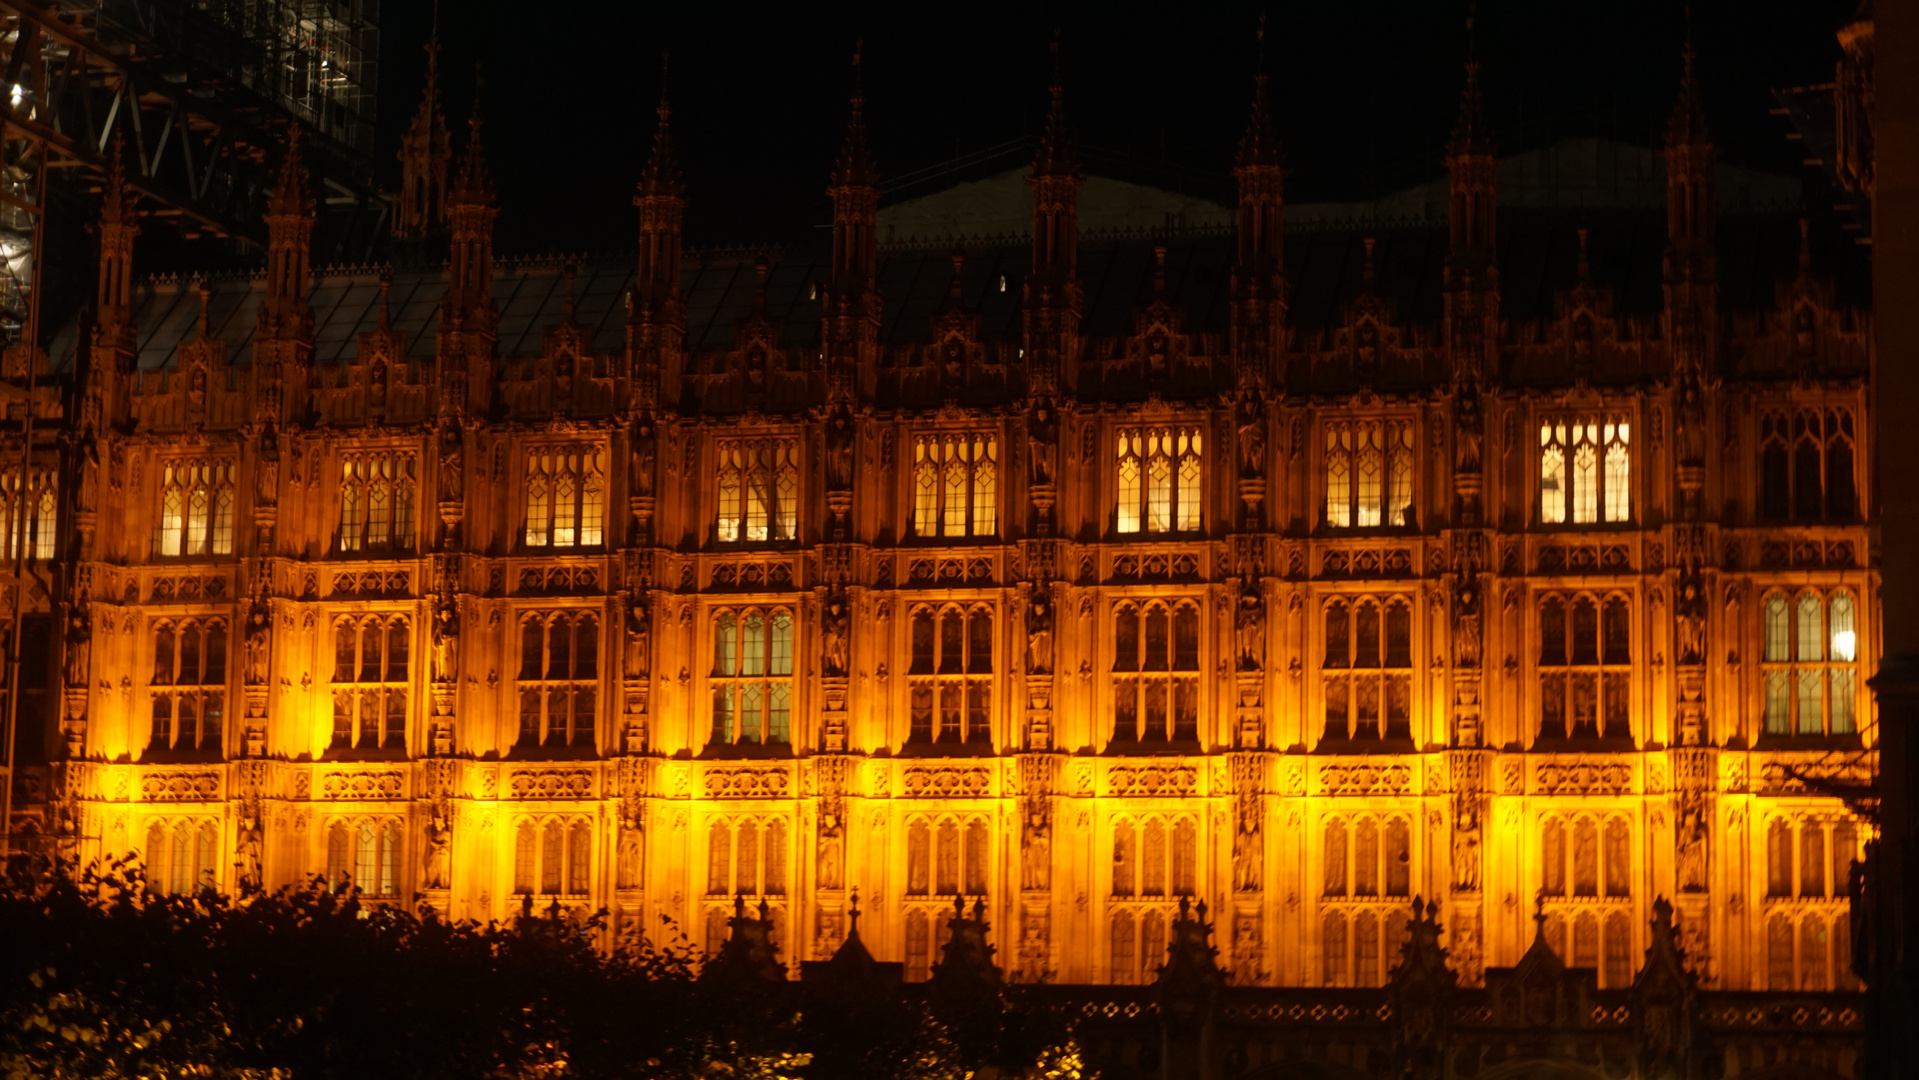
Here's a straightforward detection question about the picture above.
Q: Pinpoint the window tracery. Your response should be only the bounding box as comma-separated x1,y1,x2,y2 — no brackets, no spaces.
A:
143,818,220,895
1537,592,1632,741
149,619,227,754
0,467,57,561
330,615,409,752
710,607,794,747
715,438,799,543
523,446,605,548
907,604,994,745
325,818,402,898
514,816,594,897
155,460,236,557
1323,419,1414,528
1538,416,1630,525
1320,597,1413,742
1111,600,1201,744
912,433,998,538
337,451,417,553
1762,589,1860,738
517,612,598,750
1115,426,1202,534
1764,815,1862,990
1759,408,1856,522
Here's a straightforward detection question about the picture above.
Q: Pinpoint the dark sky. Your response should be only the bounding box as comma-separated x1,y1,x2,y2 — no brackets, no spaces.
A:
375,0,1861,255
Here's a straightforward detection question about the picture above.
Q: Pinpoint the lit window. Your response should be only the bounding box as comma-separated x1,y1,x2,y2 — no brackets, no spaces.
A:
907,605,993,745
325,818,402,897
911,434,998,539
512,817,595,897
1324,421,1413,528
1762,589,1860,738
147,619,228,755
0,467,56,561
1537,592,1632,741
705,817,787,899
715,438,799,543
1111,601,1201,744
523,446,605,549
338,452,417,553
1539,416,1629,525
710,607,795,747
144,819,220,895
155,461,235,557
1115,426,1202,534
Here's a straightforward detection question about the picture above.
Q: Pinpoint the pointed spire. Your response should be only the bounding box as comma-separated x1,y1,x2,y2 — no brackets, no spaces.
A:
1666,17,1711,149
637,66,684,200
1448,60,1493,158
395,24,452,240
451,88,495,207
830,42,878,191
95,134,139,333
947,247,965,306
1032,32,1079,179
101,133,133,229
378,273,393,331
267,123,313,219
634,56,686,324
1236,15,1281,170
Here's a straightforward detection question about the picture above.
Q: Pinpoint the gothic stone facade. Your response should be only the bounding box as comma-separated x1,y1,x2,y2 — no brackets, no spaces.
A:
13,50,1871,1078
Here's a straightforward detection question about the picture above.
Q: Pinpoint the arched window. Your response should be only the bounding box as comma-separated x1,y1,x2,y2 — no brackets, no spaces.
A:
1112,820,1136,897
148,620,229,754
0,466,57,561
325,817,399,898
703,817,786,898
329,616,409,753
516,612,598,751
523,446,606,549
1322,597,1413,742
1324,420,1414,528
1760,408,1857,522
1541,815,1631,904
715,438,799,543
1111,911,1137,984
1111,602,1201,744
338,452,417,553
907,821,930,895
144,819,219,895
155,460,235,557
710,608,794,747
906,910,932,982
1115,426,1202,534
1763,589,1860,738
1538,591,1632,742
912,433,998,538
1539,416,1629,524
907,604,994,745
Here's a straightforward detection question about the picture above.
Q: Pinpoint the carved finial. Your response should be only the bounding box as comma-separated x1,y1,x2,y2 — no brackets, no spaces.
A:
195,277,212,338
753,255,769,315
563,262,578,321
1362,236,1377,289
734,892,747,919
1033,28,1078,178
378,273,393,330
831,40,877,191
758,897,771,922
848,887,861,934
948,247,965,302
1797,217,1812,274
451,68,494,205
1153,243,1167,296
1237,15,1281,170
1667,9,1711,148
1449,9,1493,159
1576,227,1591,281
972,896,986,921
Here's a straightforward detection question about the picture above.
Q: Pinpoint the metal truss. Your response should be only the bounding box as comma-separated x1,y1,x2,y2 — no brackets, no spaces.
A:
0,1,390,341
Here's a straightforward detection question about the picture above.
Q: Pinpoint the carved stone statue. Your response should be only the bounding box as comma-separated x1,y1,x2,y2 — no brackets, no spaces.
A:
62,609,89,689
1455,576,1482,669
617,820,644,890
1025,585,1054,674
819,832,845,891
1453,798,1482,893
631,414,657,497
1232,818,1262,892
424,807,452,890
623,594,651,678
1022,804,1051,891
437,426,464,503
1237,395,1266,479
821,585,851,677
431,600,460,683
236,811,263,892
1677,800,1709,893
1027,401,1059,487
1675,374,1707,468
244,603,272,685
255,423,280,506
1455,385,1483,473
78,438,101,514
826,408,855,490
1676,575,1708,665
1235,581,1265,672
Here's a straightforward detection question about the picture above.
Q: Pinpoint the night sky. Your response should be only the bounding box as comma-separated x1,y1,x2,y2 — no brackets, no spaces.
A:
382,0,1855,254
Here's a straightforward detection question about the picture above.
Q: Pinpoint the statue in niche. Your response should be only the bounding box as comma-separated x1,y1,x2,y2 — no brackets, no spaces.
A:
826,407,855,490
1025,585,1054,675
1233,815,1262,892
235,808,263,892
1454,575,1483,669
431,600,460,683
631,413,657,498
1355,319,1380,377
624,594,651,678
819,830,845,891
1145,329,1169,376
1676,573,1708,665
1235,581,1265,672
244,602,272,685
821,584,851,677
1455,384,1483,474
437,426,464,503
1022,802,1051,891
1677,800,1709,893
62,609,89,689
1794,305,1816,355
1572,312,1596,362
1237,395,1266,480
1675,374,1707,468
1453,798,1482,893
255,423,280,506
78,438,101,514
369,358,389,403
941,336,965,383
1027,400,1059,487
616,800,644,889
423,805,452,890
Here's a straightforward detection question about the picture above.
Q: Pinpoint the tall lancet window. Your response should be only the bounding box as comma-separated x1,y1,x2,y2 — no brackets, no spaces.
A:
1540,416,1629,525
338,452,417,553
715,438,800,543
1325,421,1414,528
912,433,998,539
1115,426,1202,534
523,446,605,549
155,461,235,557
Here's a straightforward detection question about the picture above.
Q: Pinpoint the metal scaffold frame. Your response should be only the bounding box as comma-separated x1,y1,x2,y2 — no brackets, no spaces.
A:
0,0,388,344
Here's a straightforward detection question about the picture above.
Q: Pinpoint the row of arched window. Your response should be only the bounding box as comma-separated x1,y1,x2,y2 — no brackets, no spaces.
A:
1541,815,1632,899
1112,817,1198,898
1113,602,1201,744
325,819,402,897
909,605,993,745
1323,816,1412,898
515,818,592,896
707,817,788,898
906,818,990,896
1321,907,1411,988
1541,909,1637,988
144,818,219,894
